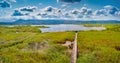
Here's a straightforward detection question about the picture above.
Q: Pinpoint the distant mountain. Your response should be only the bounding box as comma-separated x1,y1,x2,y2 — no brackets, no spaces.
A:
0,19,120,25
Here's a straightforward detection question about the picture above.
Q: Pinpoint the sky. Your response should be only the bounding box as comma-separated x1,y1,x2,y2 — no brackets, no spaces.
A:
0,0,120,22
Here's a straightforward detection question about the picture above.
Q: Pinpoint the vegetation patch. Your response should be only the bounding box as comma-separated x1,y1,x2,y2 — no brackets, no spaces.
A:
0,24,120,63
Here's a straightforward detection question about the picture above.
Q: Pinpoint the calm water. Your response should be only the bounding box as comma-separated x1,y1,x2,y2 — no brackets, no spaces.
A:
40,24,106,33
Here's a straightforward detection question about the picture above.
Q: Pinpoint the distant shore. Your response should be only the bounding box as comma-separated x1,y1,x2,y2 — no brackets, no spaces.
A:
0,20,120,25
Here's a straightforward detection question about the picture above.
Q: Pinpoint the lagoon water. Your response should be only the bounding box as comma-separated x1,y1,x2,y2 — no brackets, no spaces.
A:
40,24,106,33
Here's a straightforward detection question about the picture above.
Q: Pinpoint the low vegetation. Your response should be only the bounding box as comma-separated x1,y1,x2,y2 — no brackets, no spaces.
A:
0,24,120,63
83,24,104,27
77,31,120,63
0,25,42,33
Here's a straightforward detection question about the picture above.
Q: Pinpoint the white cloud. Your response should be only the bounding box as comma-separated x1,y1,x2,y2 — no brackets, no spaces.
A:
42,6,57,12
114,11,120,17
7,5,120,21
104,5,119,15
67,6,93,18
61,4,67,7
94,5,119,16
94,6,120,20
0,1,11,8
37,6,63,18
19,6,37,12
12,10,29,16
12,6,37,16
93,9,106,16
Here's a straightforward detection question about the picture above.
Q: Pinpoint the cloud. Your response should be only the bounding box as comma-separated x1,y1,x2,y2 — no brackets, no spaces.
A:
115,11,120,16
10,6,39,20
11,11,36,20
104,5,119,15
93,5,119,17
57,0,81,3
79,6,93,16
36,5,120,20
61,4,67,7
42,6,57,12
94,9,106,16
92,5,120,20
19,6,37,12
0,1,11,8
68,9,80,18
68,6,93,18
12,10,25,16
9,5,120,21
12,6,37,16
37,6,62,18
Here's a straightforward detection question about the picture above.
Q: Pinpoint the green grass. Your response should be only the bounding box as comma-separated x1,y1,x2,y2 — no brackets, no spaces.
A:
0,24,120,63
77,24,120,63
0,32,75,63
0,25,42,33
0,25,75,63
77,31,120,63
83,24,104,27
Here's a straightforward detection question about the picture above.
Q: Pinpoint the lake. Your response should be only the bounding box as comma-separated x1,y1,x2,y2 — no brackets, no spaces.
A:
39,24,106,33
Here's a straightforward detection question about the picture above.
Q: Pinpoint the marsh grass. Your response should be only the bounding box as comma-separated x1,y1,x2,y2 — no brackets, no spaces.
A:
0,25,75,63
0,25,120,63
77,25,120,63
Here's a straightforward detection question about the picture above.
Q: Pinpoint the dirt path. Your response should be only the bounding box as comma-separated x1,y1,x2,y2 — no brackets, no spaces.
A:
70,32,78,63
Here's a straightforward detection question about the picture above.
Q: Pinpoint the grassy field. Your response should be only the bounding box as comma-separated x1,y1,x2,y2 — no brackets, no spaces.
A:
0,25,120,63
77,31,120,63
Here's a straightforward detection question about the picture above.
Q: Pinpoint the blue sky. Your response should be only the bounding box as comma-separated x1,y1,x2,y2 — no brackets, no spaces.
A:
9,0,120,9
0,0,120,21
